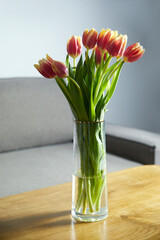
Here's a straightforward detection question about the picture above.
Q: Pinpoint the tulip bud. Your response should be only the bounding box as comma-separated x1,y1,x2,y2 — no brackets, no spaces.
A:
107,34,127,57
94,46,106,65
34,57,56,78
67,35,82,58
106,30,118,52
51,60,68,78
123,43,145,63
97,28,111,52
82,28,98,49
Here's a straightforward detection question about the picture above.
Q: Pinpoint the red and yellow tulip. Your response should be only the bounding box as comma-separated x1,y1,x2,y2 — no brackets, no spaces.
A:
82,28,98,49
34,57,56,79
107,34,127,57
67,35,82,58
97,28,111,52
123,43,145,62
34,54,68,78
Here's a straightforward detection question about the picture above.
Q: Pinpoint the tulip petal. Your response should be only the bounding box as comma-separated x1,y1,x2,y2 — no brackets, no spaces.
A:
46,54,54,63
77,36,82,55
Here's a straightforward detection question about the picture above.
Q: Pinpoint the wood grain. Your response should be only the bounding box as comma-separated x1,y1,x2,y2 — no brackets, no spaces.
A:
0,165,160,240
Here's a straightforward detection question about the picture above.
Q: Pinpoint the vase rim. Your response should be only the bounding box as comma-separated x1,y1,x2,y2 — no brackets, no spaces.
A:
74,120,104,123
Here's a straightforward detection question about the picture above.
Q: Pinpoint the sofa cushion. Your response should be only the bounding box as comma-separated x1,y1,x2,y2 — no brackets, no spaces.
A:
0,77,73,153
0,142,141,197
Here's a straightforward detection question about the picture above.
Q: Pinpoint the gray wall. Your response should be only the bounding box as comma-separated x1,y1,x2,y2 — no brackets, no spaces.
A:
0,0,159,133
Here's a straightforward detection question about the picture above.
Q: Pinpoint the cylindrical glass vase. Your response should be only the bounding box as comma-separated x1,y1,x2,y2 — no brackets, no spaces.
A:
71,120,108,222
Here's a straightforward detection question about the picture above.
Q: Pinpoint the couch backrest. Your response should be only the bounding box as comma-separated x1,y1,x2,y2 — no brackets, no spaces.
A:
0,77,73,153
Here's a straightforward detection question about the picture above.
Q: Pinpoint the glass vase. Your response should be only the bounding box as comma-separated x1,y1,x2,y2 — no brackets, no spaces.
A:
71,120,108,222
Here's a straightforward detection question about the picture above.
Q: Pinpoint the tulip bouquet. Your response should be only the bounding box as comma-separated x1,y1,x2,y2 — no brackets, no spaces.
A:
34,28,144,221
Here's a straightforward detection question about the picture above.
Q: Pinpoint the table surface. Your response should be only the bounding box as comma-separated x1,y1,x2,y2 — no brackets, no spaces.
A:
0,165,160,240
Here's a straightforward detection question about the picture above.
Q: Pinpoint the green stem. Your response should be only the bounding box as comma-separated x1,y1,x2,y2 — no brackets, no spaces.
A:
76,192,83,212
85,179,94,212
82,135,98,174
95,176,106,211
94,56,111,105
107,59,123,80
103,55,112,73
85,49,89,62
67,76,81,90
82,188,87,214
94,65,98,78
73,58,76,67
76,178,83,212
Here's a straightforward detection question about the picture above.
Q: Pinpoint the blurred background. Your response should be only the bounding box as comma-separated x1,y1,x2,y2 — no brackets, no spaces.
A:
0,0,159,133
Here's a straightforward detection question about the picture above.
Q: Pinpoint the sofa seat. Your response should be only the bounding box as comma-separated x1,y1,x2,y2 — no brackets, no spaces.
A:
0,142,142,198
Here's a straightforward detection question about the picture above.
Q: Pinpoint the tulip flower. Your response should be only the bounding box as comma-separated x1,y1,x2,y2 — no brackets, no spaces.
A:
107,34,127,57
82,28,98,49
94,46,106,65
67,35,82,58
51,60,68,78
106,30,118,52
123,43,145,62
97,28,111,52
34,57,56,78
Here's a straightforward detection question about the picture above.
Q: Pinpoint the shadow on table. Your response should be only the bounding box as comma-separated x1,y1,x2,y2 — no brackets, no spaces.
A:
0,210,73,236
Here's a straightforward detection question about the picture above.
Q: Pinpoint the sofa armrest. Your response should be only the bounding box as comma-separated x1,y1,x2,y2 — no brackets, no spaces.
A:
105,123,160,165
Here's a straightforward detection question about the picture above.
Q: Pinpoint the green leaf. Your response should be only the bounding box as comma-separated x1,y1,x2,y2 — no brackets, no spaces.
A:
89,51,95,72
65,54,69,69
95,95,105,121
93,65,101,93
69,63,75,79
105,61,124,105
87,65,93,87
106,79,110,93
75,55,83,87
67,76,88,120
76,55,83,73
55,77,78,119
83,81,90,103
94,60,121,105
83,59,88,81
89,75,95,120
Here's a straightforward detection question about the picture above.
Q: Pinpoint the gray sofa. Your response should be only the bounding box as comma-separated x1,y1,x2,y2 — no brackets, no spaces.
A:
0,77,160,198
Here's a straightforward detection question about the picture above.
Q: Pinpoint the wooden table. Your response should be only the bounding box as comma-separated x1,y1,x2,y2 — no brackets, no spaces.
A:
0,165,160,240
